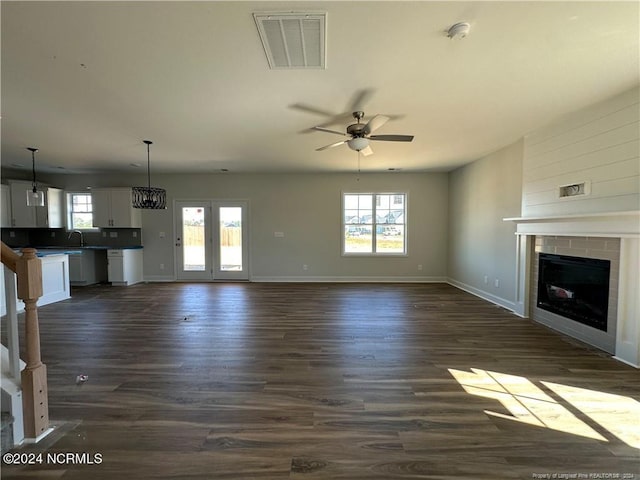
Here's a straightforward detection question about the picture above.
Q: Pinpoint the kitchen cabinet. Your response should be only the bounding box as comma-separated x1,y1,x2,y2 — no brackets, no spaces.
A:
69,250,108,286
107,248,143,286
92,188,142,228
37,187,63,228
7,181,62,228
1,184,10,228
0,253,71,316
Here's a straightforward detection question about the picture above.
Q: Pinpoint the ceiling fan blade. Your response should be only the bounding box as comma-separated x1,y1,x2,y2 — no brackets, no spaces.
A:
360,145,374,157
316,140,348,151
348,88,375,112
369,134,414,142
289,103,339,118
312,126,348,136
364,115,390,134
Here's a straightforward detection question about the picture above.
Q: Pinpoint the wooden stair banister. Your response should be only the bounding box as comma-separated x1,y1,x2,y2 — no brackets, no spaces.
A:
0,241,50,439
1,241,19,273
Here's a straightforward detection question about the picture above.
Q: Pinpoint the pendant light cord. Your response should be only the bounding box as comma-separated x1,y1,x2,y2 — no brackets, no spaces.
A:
144,140,153,189
28,147,38,192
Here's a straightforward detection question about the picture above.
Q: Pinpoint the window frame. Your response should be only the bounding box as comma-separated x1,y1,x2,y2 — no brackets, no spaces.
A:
66,192,98,231
341,191,408,256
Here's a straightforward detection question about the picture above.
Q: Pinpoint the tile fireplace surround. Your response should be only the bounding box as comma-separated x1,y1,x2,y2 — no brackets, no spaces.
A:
505,210,640,368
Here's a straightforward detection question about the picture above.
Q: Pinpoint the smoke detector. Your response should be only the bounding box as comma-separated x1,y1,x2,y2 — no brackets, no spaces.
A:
447,22,471,39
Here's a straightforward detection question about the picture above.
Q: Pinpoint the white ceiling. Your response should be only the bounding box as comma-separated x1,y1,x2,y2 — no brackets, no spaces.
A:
2,1,638,174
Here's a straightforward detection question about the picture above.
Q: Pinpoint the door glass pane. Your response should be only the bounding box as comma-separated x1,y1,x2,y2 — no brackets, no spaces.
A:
220,207,242,271
182,207,205,271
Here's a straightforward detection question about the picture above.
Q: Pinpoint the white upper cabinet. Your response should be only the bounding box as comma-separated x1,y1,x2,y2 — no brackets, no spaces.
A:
7,180,62,228
92,188,142,228
37,187,62,228
1,184,11,228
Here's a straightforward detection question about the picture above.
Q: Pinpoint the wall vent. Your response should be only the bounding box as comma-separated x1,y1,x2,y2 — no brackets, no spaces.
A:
253,12,326,69
558,181,591,199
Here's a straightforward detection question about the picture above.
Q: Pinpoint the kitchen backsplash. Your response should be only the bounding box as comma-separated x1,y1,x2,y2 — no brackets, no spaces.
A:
1,228,143,248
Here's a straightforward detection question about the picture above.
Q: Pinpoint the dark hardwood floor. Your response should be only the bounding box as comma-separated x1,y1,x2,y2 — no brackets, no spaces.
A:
2,282,639,479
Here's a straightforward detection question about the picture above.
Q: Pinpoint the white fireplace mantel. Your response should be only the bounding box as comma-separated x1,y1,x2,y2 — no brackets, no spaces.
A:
504,210,640,238
504,210,640,368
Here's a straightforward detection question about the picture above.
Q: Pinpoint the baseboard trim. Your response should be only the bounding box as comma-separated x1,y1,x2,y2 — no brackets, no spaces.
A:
447,278,517,313
251,275,447,283
143,275,176,282
612,356,640,369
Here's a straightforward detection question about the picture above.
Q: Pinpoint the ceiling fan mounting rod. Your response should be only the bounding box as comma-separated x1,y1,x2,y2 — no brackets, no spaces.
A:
352,111,364,122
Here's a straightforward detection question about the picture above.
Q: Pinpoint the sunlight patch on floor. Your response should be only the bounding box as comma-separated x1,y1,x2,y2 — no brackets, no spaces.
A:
542,380,640,449
448,368,639,448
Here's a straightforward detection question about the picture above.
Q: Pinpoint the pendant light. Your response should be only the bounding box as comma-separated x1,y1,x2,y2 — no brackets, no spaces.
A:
132,140,167,209
26,147,45,207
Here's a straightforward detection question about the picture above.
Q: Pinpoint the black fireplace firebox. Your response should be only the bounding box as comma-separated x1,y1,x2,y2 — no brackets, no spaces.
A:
537,253,611,332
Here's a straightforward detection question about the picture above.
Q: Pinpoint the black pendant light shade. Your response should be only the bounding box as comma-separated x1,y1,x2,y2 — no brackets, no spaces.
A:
132,140,167,209
26,147,45,207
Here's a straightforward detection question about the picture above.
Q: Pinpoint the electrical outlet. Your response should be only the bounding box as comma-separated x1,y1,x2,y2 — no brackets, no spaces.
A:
159,231,165,238
303,264,308,271
484,275,488,284
274,232,284,238
102,232,107,237
110,232,118,238
132,231,137,238
494,279,500,288
160,263,165,270
9,231,15,238
51,231,56,237
417,264,423,271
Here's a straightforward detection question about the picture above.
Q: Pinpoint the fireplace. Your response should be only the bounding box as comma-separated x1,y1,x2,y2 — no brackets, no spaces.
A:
503,210,639,366
537,253,610,332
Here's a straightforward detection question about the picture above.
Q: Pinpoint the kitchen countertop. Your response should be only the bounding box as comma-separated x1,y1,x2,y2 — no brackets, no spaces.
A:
12,248,82,257
33,245,144,250
37,250,83,257
10,246,143,256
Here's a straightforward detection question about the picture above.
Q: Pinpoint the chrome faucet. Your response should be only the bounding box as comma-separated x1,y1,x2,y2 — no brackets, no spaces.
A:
68,230,84,247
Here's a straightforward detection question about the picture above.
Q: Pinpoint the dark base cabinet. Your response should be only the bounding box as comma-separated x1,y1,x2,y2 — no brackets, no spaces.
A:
69,250,108,286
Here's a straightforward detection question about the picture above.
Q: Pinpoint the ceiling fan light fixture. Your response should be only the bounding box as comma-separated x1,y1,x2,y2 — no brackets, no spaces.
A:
26,147,45,207
132,140,167,210
347,137,369,152
447,22,471,39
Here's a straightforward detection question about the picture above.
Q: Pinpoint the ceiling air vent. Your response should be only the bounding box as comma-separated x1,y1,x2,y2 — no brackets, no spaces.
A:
253,12,326,69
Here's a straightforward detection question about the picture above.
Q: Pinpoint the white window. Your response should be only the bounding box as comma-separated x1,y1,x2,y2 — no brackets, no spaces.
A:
343,193,406,255
66,193,97,230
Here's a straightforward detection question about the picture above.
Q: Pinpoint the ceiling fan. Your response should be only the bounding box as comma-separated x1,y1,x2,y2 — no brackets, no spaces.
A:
314,111,414,156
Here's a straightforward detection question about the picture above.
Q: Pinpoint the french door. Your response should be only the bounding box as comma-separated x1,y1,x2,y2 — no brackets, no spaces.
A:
175,201,249,281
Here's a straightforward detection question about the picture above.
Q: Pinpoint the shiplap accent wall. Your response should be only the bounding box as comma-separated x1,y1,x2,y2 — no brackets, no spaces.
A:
522,87,639,217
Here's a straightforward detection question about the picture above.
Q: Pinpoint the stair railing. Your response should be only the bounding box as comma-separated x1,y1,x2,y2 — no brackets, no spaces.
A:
1,241,49,440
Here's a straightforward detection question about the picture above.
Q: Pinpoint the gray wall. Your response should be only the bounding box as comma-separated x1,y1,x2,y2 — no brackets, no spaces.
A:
447,140,523,310
25,171,449,281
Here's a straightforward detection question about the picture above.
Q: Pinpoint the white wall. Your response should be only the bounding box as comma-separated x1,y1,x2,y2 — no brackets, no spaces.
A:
39,172,449,282
447,140,523,310
522,87,639,217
